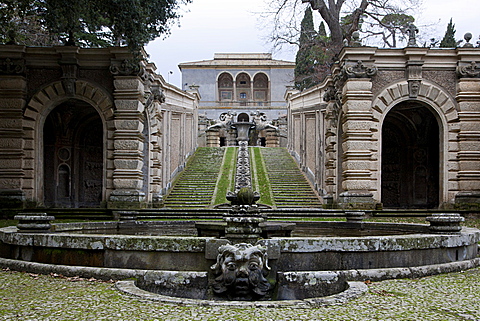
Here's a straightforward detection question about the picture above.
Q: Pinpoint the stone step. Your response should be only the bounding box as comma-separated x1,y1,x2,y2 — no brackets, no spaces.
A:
260,147,322,208
162,147,225,208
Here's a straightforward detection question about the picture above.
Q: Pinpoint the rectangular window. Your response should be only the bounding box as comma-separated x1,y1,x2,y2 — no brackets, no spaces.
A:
239,92,247,99
220,91,233,100
254,90,266,101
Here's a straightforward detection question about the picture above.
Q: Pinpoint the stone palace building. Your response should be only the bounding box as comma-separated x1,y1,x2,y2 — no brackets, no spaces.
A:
1,41,480,211
179,53,294,147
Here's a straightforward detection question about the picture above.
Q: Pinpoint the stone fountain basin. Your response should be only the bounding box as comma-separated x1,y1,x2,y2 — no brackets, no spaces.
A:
0,220,478,302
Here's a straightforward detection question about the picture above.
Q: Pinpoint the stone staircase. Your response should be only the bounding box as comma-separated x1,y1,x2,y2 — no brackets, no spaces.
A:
260,148,322,208
162,147,322,209
162,147,225,209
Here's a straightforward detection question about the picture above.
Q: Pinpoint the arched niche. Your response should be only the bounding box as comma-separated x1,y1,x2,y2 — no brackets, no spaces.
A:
44,99,103,207
237,112,250,122
236,72,251,102
25,80,114,206
372,80,459,206
381,102,439,208
253,73,269,102
218,72,234,101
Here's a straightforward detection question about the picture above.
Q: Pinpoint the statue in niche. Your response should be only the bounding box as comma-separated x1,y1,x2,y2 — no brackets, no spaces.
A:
211,243,271,300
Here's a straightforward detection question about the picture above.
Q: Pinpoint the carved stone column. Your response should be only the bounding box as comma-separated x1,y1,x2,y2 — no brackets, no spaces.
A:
226,127,237,146
206,128,220,147
108,60,147,208
265,127,279,147
455,61,480,208
337,60,378,209
0,56,27,213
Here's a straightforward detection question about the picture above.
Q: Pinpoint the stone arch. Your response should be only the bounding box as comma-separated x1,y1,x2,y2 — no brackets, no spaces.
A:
235,72,251,102
217,72,234,101
217,71,234,84
253,72,269,102
24,80,114,205
372,80,459,206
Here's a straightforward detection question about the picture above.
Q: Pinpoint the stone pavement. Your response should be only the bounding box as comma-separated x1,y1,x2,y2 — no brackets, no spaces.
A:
1,267,479,320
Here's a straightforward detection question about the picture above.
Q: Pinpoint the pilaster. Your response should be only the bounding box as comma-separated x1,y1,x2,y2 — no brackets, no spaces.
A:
455,64,480,207
108,61,147,208
0,56,27,212
336,60,378,208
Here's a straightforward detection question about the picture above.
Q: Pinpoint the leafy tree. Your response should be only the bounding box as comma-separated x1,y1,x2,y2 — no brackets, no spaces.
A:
362,13,415,48
263,0,421,51
439,18,456,48
0,0,190,51
0,2,59,46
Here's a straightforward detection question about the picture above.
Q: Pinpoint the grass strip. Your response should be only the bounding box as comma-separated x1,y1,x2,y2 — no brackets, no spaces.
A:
212,147,237,206
250,147,274,207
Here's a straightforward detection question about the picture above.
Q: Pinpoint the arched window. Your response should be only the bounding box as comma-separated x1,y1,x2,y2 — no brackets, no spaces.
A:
236,73,251,102
218,73,233,101
253,73,269,102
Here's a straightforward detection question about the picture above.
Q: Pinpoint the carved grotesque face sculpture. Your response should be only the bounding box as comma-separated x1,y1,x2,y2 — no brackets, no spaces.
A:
409,80,421,98
211,243,270,300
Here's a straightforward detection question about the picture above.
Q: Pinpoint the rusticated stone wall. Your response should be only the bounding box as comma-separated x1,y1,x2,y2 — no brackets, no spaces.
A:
0,46,198,211
287,47,480,209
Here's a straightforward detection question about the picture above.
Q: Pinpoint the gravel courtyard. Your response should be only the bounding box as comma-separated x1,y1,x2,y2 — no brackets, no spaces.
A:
1,267,479,321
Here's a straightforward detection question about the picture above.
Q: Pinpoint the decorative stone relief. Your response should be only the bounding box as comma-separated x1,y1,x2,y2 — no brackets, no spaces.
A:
0,58,25,75
340,60,378,79
211,243,271,300
406,61,423,98
145,87,166,108
61,64,78,96
324,87,342,129
457,61,480,78
408,80,421,98
110,59,146,79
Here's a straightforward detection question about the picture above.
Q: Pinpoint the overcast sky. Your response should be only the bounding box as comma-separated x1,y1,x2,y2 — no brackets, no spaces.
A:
145,0,479,88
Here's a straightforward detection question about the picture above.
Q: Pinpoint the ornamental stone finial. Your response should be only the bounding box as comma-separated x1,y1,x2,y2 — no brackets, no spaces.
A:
406,23,419,47
463,32,474,48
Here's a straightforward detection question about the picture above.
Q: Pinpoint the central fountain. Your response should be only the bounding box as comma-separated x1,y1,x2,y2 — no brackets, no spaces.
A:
0,139,479,305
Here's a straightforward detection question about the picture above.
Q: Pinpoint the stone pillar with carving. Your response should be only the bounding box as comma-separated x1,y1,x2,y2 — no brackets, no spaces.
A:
0,52,27,213
226,127,237,146
455,59,480,208
321,82,338,206
265,127,279,147
206,128,220,147
337,60,378,209
108,59,147,208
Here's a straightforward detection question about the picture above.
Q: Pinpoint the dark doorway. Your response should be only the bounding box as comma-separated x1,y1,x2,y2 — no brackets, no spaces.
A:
381,102,439,208
44,100,103,208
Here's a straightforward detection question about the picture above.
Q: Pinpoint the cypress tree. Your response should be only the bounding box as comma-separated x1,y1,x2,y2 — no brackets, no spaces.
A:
295,7,318,90
440,18,457,48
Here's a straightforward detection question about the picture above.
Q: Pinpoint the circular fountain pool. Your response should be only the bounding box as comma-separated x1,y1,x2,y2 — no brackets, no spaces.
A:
0,219,478,305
